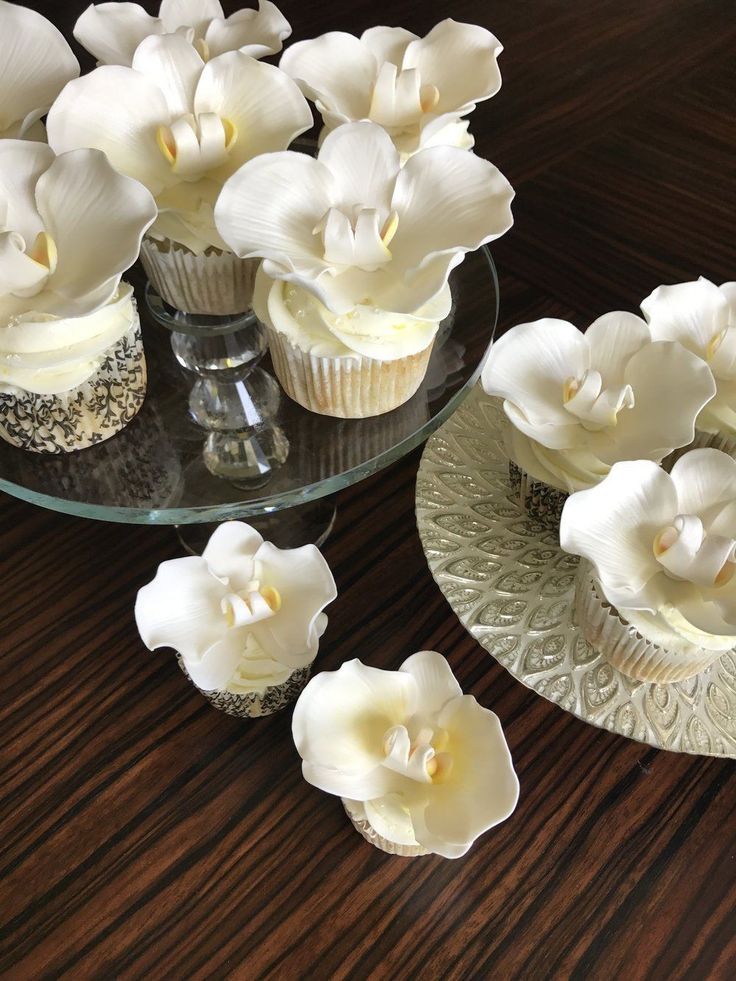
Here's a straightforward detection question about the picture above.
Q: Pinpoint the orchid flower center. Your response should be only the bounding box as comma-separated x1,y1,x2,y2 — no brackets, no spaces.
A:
314,207,399,271
562,369,635,431
0,228,57,298
156,113,237,180
653,514,736,587
706,324,736,378
369,62,440,129
381,724,453,783
221,580,282,628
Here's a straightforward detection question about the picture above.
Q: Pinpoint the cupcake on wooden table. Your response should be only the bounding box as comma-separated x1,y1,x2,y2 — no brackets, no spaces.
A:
46,28,311,316
560,450,736,683
292,651,519,857
481,313,716,523
135,521,337,717
0,142,156,452
215,121,514,417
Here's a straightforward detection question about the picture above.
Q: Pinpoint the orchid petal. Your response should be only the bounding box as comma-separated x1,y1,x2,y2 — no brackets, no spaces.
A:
0,139,51,246
669,449,736,529
0,231,50,297
205,1,291,59
34,148,156,306
194,51,312,176
184,631,248,692
303,762,406,802
46,66,173,196
159,0,223,35
215,151,331,272
584,311,651,386
131,32,203,116
401,19,502,114
279,32,376,121
292,659,418,774
641,278,728,358
390,145,514,276
201,520,262,590
560,461,678,609
482,319,589,429
399,651,462,716
135,556,228,660
74,3,164,66
0,1,79,134
318,121,399,217
360,25,418,66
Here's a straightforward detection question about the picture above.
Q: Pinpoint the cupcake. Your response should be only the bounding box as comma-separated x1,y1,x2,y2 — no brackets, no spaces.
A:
280,19,503,161
215,121,514,417
560,451,736,683
0,141,156,453
482,314,716,524
47,32,312,315
135,521,337,718
292,651,519,857
642,277,736,458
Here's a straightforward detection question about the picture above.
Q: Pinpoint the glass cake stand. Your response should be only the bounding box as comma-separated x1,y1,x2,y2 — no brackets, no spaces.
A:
0,248,499,545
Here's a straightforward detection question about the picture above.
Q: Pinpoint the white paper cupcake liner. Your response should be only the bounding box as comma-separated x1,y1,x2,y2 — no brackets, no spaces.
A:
574,568,726,683
266,325,433,418
341,799,429,856
508,460,567,526
0,311,146,454
140,237,258,316
177,657,311,718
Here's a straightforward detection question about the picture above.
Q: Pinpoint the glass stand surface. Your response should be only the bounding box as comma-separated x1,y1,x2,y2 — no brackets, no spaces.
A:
0,248,500,543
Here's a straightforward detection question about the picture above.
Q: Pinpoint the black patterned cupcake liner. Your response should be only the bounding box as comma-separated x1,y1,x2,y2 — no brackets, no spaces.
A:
507,460,567,526
177,657,312,718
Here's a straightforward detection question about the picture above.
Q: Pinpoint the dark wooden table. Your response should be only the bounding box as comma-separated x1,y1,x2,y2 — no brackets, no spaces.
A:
2,1,735,977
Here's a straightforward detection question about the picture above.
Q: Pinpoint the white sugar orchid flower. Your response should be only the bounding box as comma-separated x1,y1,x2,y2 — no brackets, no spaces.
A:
292,651,519,859
0,140,156,322
0,1,79,140
215,121,514,315
46,33,312,253
135,522,337,693
482,314,717,493
560,450,736,640
281,19,502,160
642,277,736,437
75,0,291,66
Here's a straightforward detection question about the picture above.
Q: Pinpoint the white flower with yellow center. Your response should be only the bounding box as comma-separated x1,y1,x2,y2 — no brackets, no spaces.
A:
0,1,79,140
292,651,519,859
75,0,291,66
135,522,337,694
46,33,312,254
560,450,736,645
280,19,502,160
642,277,736,437
482,314,717,493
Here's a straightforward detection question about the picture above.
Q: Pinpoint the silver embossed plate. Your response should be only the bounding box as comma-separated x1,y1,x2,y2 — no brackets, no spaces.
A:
416,384,736,757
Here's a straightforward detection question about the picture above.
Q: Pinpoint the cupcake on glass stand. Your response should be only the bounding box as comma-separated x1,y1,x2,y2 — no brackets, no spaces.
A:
0,142,156,452
560,450,736,683
215,121,514,418
135,521,337,717
292,650,519,857
481,313,716,524
642,277,736,458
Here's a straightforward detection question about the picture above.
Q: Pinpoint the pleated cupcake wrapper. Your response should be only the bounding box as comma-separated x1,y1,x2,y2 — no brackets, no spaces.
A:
665,428,736,468
341,799,429,857
140,237,258,316
177,656,312,718
507,460,567,526
0,308,146,454
575,568,725,683
266,325,433,419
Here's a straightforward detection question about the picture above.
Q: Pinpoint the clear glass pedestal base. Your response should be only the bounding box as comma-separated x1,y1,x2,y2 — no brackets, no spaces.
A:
176,498,337,553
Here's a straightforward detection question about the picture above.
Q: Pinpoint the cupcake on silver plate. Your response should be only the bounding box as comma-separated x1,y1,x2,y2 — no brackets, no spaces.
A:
135,521,337,717
642,277,736,459
47,30,312,315
0,141,156,453
560,450,736,684
292,651,519,857
481,314,716,525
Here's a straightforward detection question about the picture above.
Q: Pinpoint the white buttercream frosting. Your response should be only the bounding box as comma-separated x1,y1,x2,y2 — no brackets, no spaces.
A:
224,633,294,695
254,268,451,362
0,282,137,395
504,422,609,494
623,604,736,655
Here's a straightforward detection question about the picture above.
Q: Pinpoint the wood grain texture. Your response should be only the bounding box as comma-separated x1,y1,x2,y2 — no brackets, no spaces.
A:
2,1,735,978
